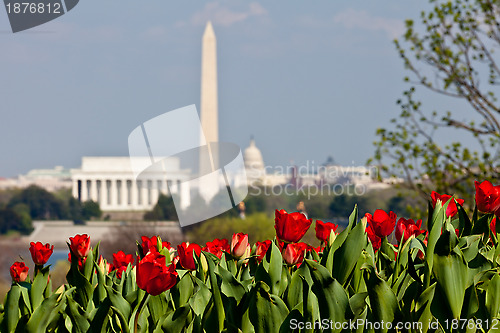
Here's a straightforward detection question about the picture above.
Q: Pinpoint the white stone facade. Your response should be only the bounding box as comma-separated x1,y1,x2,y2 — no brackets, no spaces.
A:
71,157,191,212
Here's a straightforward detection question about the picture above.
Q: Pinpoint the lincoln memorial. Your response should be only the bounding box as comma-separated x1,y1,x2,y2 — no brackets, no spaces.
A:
71,157,191,211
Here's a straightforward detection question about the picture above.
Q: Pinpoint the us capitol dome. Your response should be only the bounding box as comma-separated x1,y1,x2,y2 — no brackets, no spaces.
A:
243,138,265,183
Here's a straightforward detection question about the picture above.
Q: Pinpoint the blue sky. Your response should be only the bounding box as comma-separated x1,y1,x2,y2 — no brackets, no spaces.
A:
0,1,437,177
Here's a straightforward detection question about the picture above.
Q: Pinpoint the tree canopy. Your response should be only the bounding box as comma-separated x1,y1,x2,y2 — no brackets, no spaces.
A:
372,0,500,203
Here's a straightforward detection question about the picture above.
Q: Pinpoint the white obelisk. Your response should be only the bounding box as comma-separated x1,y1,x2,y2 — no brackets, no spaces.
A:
200,21,218,148
199,21,220,202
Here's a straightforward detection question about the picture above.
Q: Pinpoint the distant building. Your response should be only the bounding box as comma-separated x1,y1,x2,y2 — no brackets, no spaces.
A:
0,166,72,191
241,138,394,191
70,157,191,212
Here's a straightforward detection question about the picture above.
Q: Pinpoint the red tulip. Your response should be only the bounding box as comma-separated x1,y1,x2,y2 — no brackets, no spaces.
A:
177,242,202,270
282,242,305,266
395,218,425,244
69,234,90,259
112,251,134,278
203,238,229,259
431,191,464,217
315,220,338,242
113,251,134,268
141,236,172,255
136,251,177,296
365,210,397,238
255,240,272,262
274,209,312,243
231,233,250,258
29,242,54,266
366,224,381,252
475,180,500,213
10,262,29,283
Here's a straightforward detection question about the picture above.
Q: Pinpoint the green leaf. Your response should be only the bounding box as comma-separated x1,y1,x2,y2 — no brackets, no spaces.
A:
88,298,111,333
349,292,368,318
485,272,500,319
111,305,131,333
65,293,91,333
171,271,194,308
104,285,131,320
204,252,225,332
425,199,446,287
4,285,21,333
330,206,358,255
161,306,191,332
432,248,469,319
248,281,289,333
332,221,367,286
267,241,283,296
306,259,349,328
414,283,436,333
217,265,246,302
189,277,211,316
31,269,49,311
286,270,304,310
457,203,472,236
25,292,64,333
148,293,168,328
363,264,400,330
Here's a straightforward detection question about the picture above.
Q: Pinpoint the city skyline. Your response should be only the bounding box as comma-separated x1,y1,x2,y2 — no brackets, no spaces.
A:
0,1,460,178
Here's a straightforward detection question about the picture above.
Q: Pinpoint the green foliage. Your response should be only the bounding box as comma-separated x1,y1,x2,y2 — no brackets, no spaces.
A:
144,194,178,221
372,0,500,204
0,208,32,234
81,200,102,220
8,185,67,220
67,197,83,221
3,199,500,331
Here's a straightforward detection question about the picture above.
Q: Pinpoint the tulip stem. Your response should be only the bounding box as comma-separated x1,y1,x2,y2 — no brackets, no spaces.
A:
134,292,150,333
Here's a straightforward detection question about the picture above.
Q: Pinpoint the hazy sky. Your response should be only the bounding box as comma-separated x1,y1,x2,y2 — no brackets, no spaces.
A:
0,1,439,177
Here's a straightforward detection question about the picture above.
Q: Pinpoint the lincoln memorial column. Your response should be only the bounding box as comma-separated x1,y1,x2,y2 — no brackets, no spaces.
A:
81,179,88,202
101,180,108,209
141,181,149,207
90,179,98,202
151,180,159,206
131,180,139,209
110,179,118,209
72,179,79,199
121,179,128,208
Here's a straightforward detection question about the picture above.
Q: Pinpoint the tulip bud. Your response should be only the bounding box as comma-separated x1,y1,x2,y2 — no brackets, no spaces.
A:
97,255,111,274
255,240,272,262
231,233,249,258
200,253,209,272
282,243,305,266
328,229,336,246
10,262,29,283
69,234,91,259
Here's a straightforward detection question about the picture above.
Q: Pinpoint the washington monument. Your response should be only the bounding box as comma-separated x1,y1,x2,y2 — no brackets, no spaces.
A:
200,21,219,174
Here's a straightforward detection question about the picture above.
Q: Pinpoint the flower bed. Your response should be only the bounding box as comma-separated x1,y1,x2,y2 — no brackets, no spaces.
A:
1,181,500,332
